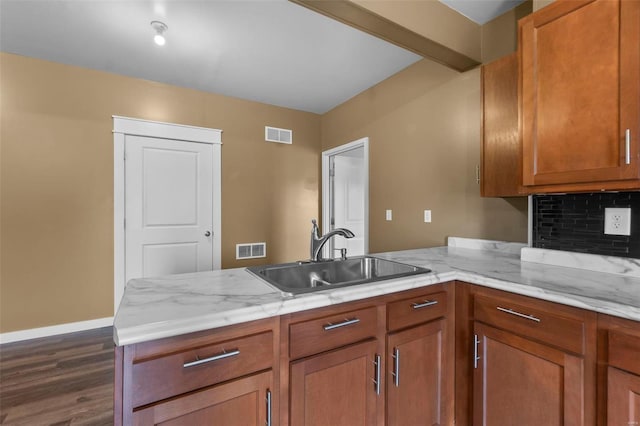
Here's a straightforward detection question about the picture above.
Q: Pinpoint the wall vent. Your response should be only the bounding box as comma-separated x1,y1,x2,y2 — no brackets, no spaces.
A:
236,242,267,260
265,126,292,144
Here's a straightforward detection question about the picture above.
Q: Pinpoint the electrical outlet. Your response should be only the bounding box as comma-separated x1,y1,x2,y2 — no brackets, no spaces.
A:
386,209,392,221
424,210,432,223
604,207,631,236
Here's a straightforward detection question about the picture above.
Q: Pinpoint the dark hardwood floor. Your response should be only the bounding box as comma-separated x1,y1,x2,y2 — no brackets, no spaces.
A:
0,326,114,425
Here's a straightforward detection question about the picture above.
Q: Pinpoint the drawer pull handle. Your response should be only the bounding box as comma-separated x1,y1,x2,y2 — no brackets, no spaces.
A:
183,348,240,368
323,317,360,331
496,306,541,323
412,299,438,309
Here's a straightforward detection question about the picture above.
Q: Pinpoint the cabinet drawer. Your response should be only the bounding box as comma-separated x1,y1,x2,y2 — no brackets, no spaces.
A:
289,306,377,359
387,291,447,331
131,331,273,408
609,331,640,376
474,294,584,354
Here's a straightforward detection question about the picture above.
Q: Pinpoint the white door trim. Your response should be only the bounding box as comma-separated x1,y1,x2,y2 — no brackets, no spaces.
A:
321,137,369,256
113,116,222,314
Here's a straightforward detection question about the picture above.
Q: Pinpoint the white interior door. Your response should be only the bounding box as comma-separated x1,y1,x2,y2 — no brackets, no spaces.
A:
125,135,214,282
331,147,366,257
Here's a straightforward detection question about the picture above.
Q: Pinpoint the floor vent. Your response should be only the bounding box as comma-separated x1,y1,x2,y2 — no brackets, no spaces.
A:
236,242,267,260
265,126,292,144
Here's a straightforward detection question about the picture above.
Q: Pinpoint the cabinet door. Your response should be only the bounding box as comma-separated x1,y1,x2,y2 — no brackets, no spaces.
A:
520,0,640,188
387,319,450,426
132,370,273,426
607,367,640,425
473,323,585,426
290,340,378,426
481,53,521,197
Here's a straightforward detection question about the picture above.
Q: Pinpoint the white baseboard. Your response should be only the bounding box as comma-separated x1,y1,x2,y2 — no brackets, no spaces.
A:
0,317,114,344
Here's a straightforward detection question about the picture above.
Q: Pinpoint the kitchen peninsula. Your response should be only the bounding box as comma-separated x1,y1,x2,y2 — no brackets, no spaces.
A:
114,238,640,425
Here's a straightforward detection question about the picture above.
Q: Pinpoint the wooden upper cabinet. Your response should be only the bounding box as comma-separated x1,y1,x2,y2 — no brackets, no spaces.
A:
481,53,522,197
520,0,640,191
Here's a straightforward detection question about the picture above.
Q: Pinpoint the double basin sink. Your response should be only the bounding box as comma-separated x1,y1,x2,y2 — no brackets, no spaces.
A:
247,256,431,295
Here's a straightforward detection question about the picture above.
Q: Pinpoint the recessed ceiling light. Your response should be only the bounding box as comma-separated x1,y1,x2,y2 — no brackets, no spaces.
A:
150,21,168,46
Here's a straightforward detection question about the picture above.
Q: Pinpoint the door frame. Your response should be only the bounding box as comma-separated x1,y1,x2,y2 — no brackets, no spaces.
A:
321,137,369,257
113,116,222,314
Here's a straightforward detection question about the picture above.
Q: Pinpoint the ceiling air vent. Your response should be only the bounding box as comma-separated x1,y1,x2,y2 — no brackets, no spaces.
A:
236,242,267,260
265,126,292,144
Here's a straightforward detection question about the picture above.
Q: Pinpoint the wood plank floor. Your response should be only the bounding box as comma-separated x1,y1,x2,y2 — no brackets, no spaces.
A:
0,327,114,425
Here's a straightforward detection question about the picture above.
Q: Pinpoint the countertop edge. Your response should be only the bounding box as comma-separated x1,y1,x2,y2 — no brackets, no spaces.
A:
114,268,640,346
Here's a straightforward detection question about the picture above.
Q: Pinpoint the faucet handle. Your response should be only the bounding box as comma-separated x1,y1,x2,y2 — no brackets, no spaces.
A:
334,248,348,260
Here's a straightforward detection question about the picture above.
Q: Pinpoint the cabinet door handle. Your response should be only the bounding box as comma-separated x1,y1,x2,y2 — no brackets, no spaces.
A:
496,306,541,323
411,299,438,309
183,348,240,368
373,354,381,395
266,389,272,426
625,129,631,165
323,317,360,331
473,334,480,369
392,347,400,387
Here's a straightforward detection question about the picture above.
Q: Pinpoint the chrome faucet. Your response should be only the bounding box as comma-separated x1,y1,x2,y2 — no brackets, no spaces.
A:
310,219,355,262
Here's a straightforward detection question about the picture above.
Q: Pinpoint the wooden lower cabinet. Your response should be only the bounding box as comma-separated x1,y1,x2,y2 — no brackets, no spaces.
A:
473,322,585,426
387,318,449,426
289,339,379,426
598,314,640,426
114,318,279,426
284,283,453,426
464,284,597,426
118,282,640,425
132,370,273,426
607,366,640,426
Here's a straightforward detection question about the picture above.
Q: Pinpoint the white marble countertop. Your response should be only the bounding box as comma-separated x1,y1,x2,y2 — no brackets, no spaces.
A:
114,243,640,346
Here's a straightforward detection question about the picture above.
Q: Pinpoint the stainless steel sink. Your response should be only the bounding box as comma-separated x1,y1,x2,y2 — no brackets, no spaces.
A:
247,256,431,295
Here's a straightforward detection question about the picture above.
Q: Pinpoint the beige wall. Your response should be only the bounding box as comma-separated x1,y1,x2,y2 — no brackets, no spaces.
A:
534,0,555,12
321,59,528,253
482,0,533,63
0,53,320,333
1,2,533,333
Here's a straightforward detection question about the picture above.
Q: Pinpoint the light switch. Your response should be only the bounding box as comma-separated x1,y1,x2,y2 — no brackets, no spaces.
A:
386,210,392,221
424,210,432,223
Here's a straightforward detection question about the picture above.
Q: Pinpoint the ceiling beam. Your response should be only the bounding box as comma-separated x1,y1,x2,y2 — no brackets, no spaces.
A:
290,0,481,72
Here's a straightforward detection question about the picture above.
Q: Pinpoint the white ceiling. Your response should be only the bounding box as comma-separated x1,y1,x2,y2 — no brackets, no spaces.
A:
440,0,528,25
0,0,523,114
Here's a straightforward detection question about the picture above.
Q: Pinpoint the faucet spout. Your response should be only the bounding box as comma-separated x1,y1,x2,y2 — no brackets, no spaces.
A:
309,219,355,262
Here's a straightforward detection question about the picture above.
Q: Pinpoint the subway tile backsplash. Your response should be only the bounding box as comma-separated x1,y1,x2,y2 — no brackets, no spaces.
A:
532,192,640,258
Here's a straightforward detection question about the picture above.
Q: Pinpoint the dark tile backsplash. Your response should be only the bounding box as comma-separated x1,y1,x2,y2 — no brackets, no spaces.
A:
532,192,640,258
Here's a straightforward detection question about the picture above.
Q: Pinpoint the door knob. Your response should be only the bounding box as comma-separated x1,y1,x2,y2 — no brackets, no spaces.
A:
204,231,211,237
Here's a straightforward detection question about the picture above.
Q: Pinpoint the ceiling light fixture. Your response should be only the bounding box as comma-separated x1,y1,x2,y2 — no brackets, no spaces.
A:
150,21,168,46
